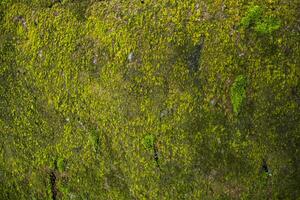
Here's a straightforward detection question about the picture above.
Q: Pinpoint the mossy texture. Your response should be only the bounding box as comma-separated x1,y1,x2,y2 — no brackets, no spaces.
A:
0,0,299,199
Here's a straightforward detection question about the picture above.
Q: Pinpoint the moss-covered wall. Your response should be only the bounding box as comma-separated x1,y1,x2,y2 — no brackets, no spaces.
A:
0,0,299,199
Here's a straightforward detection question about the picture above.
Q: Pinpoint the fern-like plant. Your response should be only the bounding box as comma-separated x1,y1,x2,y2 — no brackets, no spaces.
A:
230,75,247,114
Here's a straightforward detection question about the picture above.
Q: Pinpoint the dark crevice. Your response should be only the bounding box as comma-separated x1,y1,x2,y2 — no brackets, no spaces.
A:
49,0,62,8
50,170,57,200
153,144,161,170
261,159,269,173
187,36,205,73
260,159,271,176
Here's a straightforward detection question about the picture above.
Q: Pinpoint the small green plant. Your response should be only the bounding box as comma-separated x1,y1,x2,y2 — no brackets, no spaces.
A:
254,17,281,34
89,131,100,152
240,5,281,35
230,75,247,114
240,5,263,28
57,158,65,172
143,134,155,149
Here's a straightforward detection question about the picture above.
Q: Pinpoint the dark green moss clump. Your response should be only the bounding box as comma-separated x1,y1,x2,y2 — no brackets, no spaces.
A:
231,75,247,114
241,4,281,35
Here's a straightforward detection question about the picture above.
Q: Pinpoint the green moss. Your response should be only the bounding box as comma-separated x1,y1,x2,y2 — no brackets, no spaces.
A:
89,130,100,152
240,5,263,28
57,158,65,172
254,17,281,34
0,1,299,199
230,75,247,114
143,134,155,149
240,5,281,35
